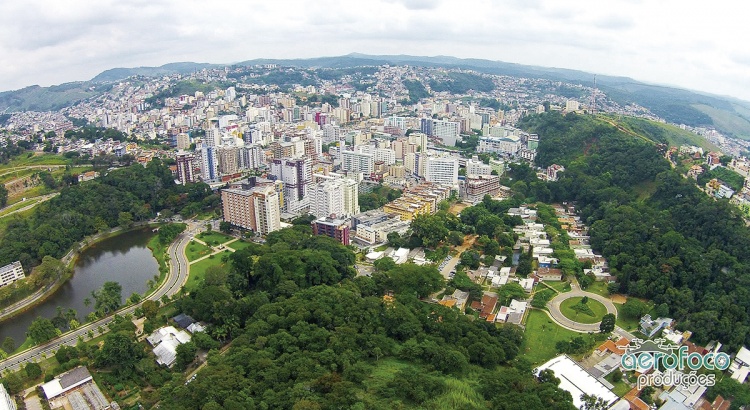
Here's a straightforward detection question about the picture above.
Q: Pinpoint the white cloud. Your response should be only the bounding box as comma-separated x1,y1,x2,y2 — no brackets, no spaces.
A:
0,0,748,101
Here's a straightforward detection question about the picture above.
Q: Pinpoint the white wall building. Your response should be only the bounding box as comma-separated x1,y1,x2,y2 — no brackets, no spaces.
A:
0,261,25,288
341,150,374,175
466,156,492,175
432,120,460,146
424,156,459,185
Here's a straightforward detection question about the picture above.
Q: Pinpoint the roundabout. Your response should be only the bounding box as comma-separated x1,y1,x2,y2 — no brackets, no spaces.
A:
546,285,618,332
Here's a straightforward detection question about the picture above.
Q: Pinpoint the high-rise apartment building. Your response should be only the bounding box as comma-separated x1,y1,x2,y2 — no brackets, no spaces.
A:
425,156,459,185
431,120,460,146
309,180,344,219
466,156,492,175
270,158,312,214
341,150,374,175
200,144,218,182
175,152,196,185
218,146,240,175
221,183,280,235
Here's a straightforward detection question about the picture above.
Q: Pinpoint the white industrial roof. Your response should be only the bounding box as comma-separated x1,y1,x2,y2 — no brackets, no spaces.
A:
536,355,618,409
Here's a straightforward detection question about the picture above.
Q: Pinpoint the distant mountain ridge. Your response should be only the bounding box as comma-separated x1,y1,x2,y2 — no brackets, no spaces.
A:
2,54,750,139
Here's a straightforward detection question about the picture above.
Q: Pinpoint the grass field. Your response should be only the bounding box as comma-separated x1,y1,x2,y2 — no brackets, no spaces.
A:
196,231,234,246
185,240,214,262
521,309,592,364
605,372,632,397
186,256,227,291
543,281,571,293
559,297,608,324
584,281,611,298
0,197,41,217
226,240,253,251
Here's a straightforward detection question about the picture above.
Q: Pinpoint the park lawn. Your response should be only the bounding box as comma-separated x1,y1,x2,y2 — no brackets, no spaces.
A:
226,240,253,251
559,297,608,324
521,309,591,364
197,231,234,246
185,240,214,262
543,281,571,293
8,185,51,205
585,281,610,298
4,153,70,169
187,257,227,291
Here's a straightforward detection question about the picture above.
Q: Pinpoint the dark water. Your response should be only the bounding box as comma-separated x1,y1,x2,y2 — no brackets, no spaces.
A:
0,228,158,346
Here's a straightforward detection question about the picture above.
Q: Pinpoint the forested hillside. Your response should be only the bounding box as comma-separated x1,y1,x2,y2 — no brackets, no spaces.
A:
154,227,577,409
520,112,750,349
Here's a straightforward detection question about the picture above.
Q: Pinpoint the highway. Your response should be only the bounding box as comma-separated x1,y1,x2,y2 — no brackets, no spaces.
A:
0,223,194,373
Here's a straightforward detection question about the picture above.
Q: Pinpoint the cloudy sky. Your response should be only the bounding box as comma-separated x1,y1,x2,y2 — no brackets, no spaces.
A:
1,0,749,101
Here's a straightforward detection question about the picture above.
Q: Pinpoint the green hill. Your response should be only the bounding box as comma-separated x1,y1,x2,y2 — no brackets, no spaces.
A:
614,115,721,151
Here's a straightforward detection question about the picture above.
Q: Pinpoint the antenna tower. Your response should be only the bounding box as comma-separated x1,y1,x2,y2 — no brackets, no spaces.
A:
591,75,597,115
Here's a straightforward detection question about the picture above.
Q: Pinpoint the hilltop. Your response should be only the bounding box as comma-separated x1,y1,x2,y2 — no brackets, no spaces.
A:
1,54,750,139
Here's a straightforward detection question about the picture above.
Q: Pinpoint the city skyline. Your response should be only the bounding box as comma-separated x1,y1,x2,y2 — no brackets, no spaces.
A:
1,0,749,101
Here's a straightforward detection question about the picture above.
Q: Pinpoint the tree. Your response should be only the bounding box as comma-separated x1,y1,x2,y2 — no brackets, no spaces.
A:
175,341,198,369
599,313,616,334
580,393,609,410
460,250,481,269
410,214,449,248
219,221,232,234
25,362,42,379
498,283,526,306
387,264,444,298
621,298,649,319
0,184,7,208
142,299,160,320
28,317,58,345
118,211,134,227
92,281,123,315
96,332,143,376
2,337,15,354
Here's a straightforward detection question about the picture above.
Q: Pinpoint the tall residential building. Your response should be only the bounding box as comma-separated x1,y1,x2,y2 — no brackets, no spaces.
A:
431,120,460,146
425,156,459,185
270,158,312,214
241,145,265,170
0,382,16,410
218,146,240,175
221,183,280,235
176,133,191,150
374,148,396,166
310,180,344,219
309,177,360,219
175,152,196,185
200,145,218,182
0,261,25,288
341,150,374,175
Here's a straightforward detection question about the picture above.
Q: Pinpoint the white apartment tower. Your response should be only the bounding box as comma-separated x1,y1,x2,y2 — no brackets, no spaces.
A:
341,150,374,175
200,144,218,182
431,120,460,146
425,156,459,185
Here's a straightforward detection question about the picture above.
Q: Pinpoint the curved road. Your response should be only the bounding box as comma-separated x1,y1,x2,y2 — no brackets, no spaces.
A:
0,224,193,373
546,285,618,333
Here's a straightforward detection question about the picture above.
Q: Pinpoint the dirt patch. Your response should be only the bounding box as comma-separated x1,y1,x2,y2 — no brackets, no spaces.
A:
610,294,627,304
449,202,469,215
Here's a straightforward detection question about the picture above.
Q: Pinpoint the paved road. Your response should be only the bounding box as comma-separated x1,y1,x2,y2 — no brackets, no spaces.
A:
0,223,194,373
546,285,618,332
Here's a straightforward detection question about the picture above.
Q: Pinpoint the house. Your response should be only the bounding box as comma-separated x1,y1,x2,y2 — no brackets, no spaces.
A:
496,299,527,325
639,314,673,338
596,337,630,356
697,395,731,410
534,267,563,281
172,313,195,329
729,346,750,383
439,289,470,311
469,294,498,319
519,277,534,292
147,326,192,367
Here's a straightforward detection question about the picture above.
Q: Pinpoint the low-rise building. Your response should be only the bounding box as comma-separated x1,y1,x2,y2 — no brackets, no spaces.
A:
0,261,25,288
147,326,192,367
311,217,351,246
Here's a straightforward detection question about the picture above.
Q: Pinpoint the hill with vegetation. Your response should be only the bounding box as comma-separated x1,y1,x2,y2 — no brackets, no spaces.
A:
519,112,750,349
